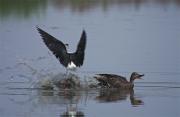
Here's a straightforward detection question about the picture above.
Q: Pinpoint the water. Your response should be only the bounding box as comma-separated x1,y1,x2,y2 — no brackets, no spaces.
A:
0,0,180,117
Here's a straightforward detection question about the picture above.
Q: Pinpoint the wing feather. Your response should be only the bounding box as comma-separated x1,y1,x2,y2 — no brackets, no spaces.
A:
37,27,69,67
74,30,87,67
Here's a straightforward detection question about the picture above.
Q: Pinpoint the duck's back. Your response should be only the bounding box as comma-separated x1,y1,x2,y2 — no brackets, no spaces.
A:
95,74,135,89
97,74,128,83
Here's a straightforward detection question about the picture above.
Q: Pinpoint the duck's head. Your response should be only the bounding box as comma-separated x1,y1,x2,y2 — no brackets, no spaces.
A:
130,72,144,83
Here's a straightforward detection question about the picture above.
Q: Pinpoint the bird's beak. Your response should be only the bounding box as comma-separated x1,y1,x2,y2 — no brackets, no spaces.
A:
137,74,144,79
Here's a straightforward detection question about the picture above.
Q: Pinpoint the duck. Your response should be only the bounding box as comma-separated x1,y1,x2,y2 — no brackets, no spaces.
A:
37,27,87,71
94,72,144,89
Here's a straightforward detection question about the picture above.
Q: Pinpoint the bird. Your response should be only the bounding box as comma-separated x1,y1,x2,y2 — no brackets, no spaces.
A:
94,72,144,89
37,27,87,72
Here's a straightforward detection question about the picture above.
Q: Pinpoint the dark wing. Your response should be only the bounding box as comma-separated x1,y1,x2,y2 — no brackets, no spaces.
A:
37,27,69,67
73,30,87,67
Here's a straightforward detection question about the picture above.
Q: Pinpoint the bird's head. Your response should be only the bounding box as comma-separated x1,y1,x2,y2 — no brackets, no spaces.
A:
130,72,144,83
65,43,69,47
65,43,69,49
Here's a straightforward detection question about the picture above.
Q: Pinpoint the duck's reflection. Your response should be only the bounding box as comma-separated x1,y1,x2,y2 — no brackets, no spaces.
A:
95,89,144,106
130,90,144,106
39,88,143,108
6,87,143,117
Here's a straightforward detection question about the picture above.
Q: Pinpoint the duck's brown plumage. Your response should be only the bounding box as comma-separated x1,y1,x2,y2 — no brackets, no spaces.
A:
95,72,144,89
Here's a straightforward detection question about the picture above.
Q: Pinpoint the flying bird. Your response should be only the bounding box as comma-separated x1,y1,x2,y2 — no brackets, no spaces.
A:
37,27,87,71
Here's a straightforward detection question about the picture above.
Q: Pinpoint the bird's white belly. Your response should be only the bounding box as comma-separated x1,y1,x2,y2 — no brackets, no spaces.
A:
67,61,77,70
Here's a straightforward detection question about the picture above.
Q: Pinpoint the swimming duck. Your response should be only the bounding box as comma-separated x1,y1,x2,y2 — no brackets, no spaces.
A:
94,72,144,89
37,27,87,71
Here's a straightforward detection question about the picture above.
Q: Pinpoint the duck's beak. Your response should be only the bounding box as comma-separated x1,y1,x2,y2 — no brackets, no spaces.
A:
137,74,144,79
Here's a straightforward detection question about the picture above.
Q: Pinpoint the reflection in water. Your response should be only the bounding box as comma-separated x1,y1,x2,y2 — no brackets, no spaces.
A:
38,89,143,115
39,90,88,117
129,89,144,106
1,84,179,117
61,104,84,117
0,0,180,20
96,89,143,106
37,89,143,116
52,0,180,12
38,89,87,116
0,0,47,20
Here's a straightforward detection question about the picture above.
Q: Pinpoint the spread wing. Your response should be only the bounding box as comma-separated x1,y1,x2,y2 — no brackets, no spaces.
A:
73,30,87,67
37,27,69,67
